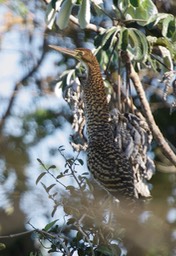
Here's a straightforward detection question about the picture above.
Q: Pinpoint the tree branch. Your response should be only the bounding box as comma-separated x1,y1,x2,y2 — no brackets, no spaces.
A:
0,230,33,239
42,0,105,33
0,39,47,132
69,15,105,33
127,61,176,167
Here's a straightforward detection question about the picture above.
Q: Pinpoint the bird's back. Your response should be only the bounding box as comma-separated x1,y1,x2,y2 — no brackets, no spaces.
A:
87,124,136,200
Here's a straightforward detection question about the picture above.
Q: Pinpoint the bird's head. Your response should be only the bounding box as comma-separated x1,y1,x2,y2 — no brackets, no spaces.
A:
49,45,95,71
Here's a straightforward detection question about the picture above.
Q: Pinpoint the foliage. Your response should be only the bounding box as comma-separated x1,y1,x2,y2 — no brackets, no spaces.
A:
34,146,174,255
47,0,176,111
34,147,124,255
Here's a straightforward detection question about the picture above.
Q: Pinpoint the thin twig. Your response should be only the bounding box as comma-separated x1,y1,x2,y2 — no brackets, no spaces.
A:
29,223,71,255
73,222,95,256
0,230,33,239
59,149,82,189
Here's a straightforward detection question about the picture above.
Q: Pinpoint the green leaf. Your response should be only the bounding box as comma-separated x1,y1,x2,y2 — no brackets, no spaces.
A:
67,217,76,225
52,192,58,198
46,0,62,29
162,15,174,38
96,245,112,255
46,183,56,193
36,172,47,185
48,165,56,170
0,243,6,251
56,173,64,179
147,13,175,37
76,231,83,241
56,0,73,29
127,28,149,61
77,158,84,165
78,0,91,29
130,0,139,7
37,158,44,166
82,172,89,175
52,204,58,217
118,0,158,25
43,219,59,231
92,1,104,16
98,27,119,50
140,0,158,17
120,28,129,51
66,185,75,192
58,145,65,151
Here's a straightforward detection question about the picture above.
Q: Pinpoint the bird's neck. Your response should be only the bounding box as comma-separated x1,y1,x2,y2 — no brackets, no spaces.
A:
82,62,112,140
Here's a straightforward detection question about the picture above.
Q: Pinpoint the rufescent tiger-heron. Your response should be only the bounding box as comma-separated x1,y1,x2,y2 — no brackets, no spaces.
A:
49,45,153,202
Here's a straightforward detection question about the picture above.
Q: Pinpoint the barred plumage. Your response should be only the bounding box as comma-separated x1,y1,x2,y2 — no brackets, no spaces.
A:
50,46,154,201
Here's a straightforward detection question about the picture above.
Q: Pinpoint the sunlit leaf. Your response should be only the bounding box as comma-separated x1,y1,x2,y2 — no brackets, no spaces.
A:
92,0,104,16
46,0,62,29
56,0,73,29
117,0,157,25
147,13,169,28
0,243,6,251
43,219,59,231
127,28,149,61
78,0,91,29
101,27,118,49
162,15,175,38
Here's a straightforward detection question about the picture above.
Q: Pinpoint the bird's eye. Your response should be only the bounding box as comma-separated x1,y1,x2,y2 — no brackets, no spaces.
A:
76,51,84,58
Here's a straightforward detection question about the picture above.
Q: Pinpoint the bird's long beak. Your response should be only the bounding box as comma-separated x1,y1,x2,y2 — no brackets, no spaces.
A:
49,45,78,58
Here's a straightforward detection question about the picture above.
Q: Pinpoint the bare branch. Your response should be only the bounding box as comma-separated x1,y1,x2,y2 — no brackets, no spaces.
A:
0,39,47,132
69,15,105,33
156,162,176,173
0,230,33,239
127,61,176,167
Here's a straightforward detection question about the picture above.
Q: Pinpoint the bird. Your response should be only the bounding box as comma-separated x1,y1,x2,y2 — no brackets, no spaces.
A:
49,45,153,202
